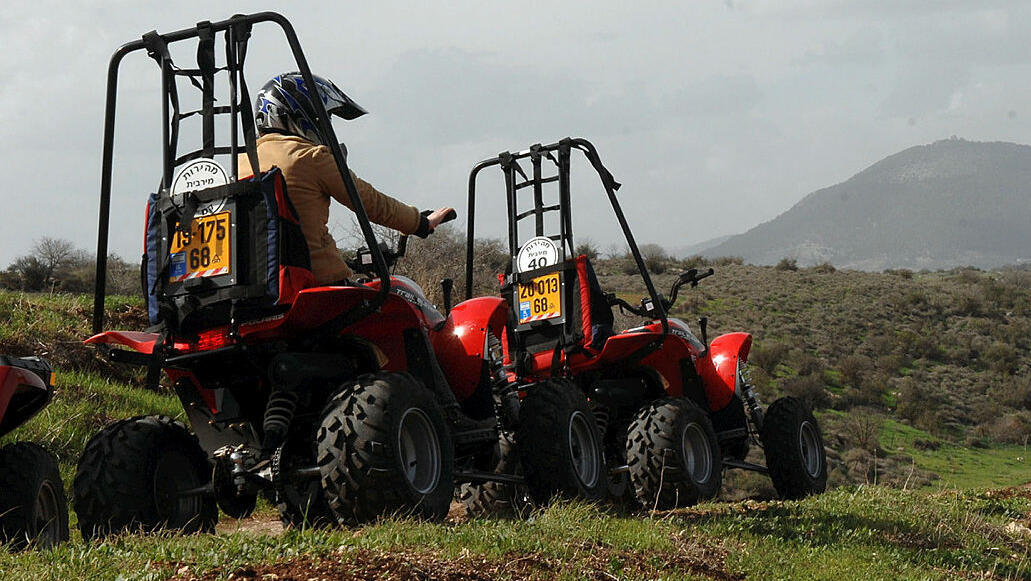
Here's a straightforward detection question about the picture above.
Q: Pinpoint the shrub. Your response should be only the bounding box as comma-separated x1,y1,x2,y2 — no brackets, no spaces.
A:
639,243,669,275
838,407,884,452
775,257,798,271
781,373,830,409
810,262,836,273
749,340,791,375
838,354,874,390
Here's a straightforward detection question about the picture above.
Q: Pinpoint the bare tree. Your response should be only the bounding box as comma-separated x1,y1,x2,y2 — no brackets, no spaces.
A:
32,237,76,282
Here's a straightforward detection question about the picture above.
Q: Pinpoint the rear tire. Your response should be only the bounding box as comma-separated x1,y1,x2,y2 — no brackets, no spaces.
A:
317,372,454,525
0,442,69,549
626,398,722,510
457,431,530,518
516,379,606,504
761,397,827,499
73,415,217,540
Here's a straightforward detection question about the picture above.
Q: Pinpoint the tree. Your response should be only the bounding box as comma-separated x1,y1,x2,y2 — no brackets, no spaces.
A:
574,238,599,261
32,237,76,282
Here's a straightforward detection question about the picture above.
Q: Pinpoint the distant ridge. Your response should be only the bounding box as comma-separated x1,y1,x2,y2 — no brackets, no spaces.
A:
702,138,1031,270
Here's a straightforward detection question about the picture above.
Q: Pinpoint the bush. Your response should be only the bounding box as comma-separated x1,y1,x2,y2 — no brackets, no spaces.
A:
775,257,798,271
810,262,836,273
748,341,791,375
574,239,599,261
639,243,669,275
838,407,884,452
781,373,830,409
838,354,874,390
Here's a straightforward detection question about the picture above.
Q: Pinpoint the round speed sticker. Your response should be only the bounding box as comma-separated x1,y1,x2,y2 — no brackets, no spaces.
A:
170,158,229,215
516,236,560,272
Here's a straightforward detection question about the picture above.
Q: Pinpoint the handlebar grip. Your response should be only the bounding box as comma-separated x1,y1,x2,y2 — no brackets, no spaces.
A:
441,209,458,223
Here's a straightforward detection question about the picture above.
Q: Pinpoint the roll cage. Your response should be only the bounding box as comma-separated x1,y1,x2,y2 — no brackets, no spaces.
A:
464,137,671,359
91,12,392,335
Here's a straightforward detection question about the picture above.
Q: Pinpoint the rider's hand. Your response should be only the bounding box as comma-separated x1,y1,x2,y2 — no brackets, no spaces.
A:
426,207,457,230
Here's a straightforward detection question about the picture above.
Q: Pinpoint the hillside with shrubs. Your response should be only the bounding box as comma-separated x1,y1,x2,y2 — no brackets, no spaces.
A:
3,232,1029,497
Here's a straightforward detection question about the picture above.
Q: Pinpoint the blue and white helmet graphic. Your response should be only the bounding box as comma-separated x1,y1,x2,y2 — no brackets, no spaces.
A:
254,72,367,145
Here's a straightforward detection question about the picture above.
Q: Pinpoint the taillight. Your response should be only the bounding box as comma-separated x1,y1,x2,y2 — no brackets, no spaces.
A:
186,328,234,352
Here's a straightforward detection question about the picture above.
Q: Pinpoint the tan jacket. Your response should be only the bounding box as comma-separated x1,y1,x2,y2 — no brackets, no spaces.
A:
239,134,420,284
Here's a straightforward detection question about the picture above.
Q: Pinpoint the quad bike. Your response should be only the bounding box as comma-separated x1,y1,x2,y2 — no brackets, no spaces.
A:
462,138,828,510
0,355,69,548
78,13,593,537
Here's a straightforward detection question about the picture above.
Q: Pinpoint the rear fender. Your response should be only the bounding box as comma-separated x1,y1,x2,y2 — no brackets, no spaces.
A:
696,332,752,411
430,297,508,400
0,364,52,438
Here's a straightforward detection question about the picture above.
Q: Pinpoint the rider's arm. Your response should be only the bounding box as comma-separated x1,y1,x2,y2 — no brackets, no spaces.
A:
313,146,427,236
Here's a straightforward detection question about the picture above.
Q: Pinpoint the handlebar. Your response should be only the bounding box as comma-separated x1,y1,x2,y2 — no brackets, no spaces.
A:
348,208,458,276
611,267,716,319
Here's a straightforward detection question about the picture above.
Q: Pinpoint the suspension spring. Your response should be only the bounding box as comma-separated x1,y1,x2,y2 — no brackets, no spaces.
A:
738,361,764,432
263,390,298,449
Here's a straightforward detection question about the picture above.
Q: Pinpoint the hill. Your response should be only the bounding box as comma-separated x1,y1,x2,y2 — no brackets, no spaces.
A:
703,138,1031,270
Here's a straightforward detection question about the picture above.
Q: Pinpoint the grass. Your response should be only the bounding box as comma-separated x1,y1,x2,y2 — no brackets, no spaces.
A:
1,278,1029,579
0,488,1027,580
879,419,1030,490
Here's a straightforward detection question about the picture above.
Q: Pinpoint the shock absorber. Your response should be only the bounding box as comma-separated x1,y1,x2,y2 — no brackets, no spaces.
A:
738,361,764,432
487,332,520,428
262,390,298,451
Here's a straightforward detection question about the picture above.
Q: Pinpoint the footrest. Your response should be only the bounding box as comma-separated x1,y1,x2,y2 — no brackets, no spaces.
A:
452,426,498,447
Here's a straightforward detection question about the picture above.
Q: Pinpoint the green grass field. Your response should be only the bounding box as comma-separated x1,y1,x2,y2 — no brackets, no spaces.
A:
0,487,1028,580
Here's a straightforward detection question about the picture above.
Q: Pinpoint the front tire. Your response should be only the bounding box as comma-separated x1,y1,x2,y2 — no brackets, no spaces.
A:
73,415,217,540
317,372,454,525
761,397,827,499
626,398,722,510
0,442,69,549
516,379,606,504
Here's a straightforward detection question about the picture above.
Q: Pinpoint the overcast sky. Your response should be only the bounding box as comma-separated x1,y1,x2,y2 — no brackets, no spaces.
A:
2,1,1029,267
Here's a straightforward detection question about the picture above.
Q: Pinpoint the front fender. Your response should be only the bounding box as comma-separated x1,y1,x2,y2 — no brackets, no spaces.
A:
696,332,752,411
430,297,508,400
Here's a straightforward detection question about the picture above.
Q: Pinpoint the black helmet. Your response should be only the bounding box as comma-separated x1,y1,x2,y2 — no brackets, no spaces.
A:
254,72,367,145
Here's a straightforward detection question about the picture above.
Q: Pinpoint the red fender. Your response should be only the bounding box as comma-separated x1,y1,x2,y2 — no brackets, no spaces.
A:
430,297,508,400
0,364,50,437
696,332,752,411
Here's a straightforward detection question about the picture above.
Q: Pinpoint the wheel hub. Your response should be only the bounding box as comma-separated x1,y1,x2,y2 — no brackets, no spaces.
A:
568,411,601,488
681,423,713,484
398,408,442,495
32,481,62,547
798,420,822,477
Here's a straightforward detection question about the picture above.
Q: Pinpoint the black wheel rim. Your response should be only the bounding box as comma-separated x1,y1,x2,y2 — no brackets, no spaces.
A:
32,481,62,548
681,422,713,485
798,420,822,477
153,451,202,527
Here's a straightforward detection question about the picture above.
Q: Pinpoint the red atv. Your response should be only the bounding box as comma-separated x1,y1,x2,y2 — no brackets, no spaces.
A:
78,13,589,536
0,356,69,548
463,138,828,509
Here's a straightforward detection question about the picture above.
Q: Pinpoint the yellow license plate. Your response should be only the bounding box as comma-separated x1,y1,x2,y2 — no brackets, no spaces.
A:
168,212,231,282
517,272,561,324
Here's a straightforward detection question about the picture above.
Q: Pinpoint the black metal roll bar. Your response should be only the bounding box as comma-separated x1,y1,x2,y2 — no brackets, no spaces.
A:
91,12,391,334
465,137,669,334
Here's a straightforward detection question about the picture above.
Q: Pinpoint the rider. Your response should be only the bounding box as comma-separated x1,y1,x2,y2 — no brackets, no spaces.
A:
244,72,453,285
244,73,486,430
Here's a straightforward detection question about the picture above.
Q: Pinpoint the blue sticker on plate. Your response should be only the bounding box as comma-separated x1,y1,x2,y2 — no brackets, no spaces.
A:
519,301,531,321
170,252,186,278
